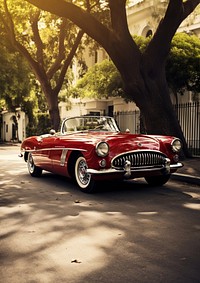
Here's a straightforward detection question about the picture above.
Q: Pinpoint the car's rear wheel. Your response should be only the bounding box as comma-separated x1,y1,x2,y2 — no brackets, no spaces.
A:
74,155,96,193
145,174,171,186
27,152,42,177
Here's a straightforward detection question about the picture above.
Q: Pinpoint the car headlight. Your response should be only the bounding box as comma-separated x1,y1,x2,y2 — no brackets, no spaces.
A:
171,138,182,152
96,142,109,157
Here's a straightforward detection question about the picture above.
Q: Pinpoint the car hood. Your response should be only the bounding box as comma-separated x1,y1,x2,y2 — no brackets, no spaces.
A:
58,131,161,153
105,132,161,153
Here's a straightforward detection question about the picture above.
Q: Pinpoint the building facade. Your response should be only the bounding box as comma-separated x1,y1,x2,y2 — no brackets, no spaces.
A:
0,110,27,142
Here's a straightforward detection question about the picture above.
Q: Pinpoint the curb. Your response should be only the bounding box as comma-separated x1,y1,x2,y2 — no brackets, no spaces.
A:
171,173,200,186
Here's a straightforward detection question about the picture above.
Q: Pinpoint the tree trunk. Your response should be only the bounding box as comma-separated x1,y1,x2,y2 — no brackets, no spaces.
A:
37,76,60,131
49,104,60,132
46,90,60,131
122,62,191,157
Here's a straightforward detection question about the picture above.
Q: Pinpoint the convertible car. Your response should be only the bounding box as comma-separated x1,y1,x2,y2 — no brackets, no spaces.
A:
20,115,183,193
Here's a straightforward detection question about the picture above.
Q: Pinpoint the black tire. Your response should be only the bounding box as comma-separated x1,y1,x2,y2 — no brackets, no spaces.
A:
27,152,42,177
74,155,96,193
145,174,171,186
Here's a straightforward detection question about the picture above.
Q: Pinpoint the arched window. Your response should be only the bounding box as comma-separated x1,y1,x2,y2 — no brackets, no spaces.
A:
146,29,153,37
141,26,153,37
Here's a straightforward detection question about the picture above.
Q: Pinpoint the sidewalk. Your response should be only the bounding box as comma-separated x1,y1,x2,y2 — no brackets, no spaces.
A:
172,157,200,186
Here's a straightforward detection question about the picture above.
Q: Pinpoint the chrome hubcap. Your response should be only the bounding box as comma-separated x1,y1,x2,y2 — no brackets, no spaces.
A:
78,159,90,185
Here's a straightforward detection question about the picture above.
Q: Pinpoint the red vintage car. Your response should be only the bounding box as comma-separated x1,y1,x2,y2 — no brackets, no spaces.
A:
20,115,183,193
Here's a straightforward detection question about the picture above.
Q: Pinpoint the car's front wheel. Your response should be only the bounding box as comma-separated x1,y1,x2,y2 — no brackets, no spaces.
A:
74,155,96,193
145,174,171,186
27,152,42,177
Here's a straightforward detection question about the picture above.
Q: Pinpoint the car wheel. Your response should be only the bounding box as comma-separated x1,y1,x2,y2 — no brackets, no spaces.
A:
145,174,171,186
74,155,96,193
27,152,42,177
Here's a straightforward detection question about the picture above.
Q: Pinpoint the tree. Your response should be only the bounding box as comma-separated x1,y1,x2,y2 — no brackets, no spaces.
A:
0,39,32,111
72,33,200,103
71,59,123,99
0,0,84,131
0,36,52,135
26,0,200,156
0,38,39,129
166,33,200,103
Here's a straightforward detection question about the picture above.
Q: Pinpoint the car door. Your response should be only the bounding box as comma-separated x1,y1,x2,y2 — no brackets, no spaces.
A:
35,135,56,172
42,134,69,176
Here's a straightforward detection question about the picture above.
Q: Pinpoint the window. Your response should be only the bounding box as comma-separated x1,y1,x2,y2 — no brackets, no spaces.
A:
89,111,100,116
146,30,153,37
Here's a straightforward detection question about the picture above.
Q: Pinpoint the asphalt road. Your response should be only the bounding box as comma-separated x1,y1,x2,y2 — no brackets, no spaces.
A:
0,145,200,283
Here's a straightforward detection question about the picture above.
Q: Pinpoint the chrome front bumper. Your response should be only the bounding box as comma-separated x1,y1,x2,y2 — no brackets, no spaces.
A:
87,162,183,177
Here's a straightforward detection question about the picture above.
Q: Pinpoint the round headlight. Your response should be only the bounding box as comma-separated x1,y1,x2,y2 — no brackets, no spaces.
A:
171,138,182,152
96,142,109,157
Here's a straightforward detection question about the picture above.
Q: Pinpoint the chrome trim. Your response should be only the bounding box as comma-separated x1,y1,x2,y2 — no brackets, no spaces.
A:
111,150,167,169
60,115,120,134
170,163,183,169
164,158,171,175
87,163,183,175
60,149,68,166
21,147,87,153
124,160,131,178
171,138,182,153
112,149,164,156
95,141,109,157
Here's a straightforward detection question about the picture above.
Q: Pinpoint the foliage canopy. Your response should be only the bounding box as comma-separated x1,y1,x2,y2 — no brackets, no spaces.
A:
71,33,200,101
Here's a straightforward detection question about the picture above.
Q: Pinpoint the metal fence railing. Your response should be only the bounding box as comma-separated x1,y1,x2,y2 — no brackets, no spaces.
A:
174,102,200,156
114,102,200,157
114,109,140,134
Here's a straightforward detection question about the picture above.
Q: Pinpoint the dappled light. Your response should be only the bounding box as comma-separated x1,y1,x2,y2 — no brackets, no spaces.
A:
183,203,200,211
1,146,200,282
137,211,158,215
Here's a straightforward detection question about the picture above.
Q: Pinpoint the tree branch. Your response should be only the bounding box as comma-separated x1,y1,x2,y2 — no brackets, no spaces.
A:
47,18,68,79
0,0,51,92
2,0,16,45
144,0,200,69
109,0,128,37
30,10,44,66
11,39,49,87
54,29,84,94
26,0,112,51
26,0,140,76
183,0,200,18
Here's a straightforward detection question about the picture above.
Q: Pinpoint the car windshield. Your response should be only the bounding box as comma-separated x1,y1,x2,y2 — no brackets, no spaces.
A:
61,116,120,134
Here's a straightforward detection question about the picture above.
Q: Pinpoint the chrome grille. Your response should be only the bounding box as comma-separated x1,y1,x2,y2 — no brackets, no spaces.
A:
112,151,167,169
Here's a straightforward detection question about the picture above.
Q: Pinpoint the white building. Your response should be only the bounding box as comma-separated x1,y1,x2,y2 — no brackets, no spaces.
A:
0,110,27,142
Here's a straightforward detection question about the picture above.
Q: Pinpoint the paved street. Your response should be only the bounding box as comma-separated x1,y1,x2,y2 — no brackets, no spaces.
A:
0,145,200,283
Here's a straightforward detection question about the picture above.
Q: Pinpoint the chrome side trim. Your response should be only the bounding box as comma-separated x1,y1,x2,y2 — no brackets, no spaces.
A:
21,147,87,153
60,149,68,166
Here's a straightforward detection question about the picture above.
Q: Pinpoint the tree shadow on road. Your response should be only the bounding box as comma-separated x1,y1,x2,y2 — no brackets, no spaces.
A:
1,170,200,283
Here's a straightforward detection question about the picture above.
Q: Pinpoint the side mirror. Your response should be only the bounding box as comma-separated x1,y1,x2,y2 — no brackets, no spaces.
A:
49,129,56,135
